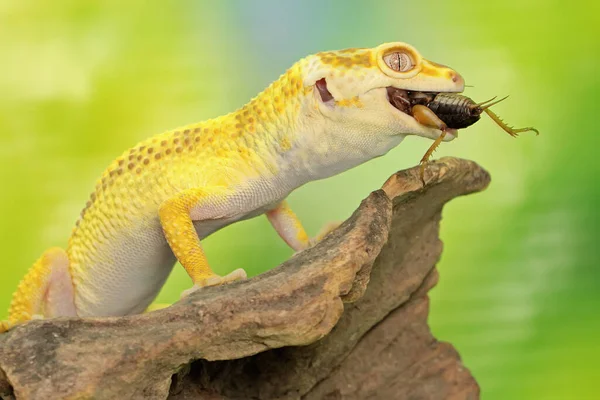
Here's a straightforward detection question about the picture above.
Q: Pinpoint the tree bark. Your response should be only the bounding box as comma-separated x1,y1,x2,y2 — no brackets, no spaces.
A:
0,157,489,400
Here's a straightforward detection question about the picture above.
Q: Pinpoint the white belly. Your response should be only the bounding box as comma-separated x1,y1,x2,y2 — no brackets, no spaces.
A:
73,198,284,317
73,220,176,317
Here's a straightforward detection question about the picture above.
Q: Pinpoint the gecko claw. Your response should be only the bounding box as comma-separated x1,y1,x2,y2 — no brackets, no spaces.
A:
205,268,247,287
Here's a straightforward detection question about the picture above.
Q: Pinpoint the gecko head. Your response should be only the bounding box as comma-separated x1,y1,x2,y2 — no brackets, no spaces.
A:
305,42,464,142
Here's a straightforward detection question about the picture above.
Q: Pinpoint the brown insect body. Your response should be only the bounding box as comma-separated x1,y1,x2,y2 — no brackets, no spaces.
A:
408,92,482,129
425,93,482,129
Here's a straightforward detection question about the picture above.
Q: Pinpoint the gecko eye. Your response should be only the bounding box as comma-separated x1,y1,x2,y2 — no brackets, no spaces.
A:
383,52,414,72
376,43,422,78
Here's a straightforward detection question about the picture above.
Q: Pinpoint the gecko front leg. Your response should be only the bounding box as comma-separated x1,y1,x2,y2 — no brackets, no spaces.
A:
267,201,341,252
159,187,247,298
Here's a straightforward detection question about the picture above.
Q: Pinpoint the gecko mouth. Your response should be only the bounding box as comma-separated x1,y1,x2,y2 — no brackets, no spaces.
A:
386,87,438,117
386,87,460,137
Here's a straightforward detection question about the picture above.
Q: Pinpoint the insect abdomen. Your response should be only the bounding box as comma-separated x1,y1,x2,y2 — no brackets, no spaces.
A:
427,93,481,129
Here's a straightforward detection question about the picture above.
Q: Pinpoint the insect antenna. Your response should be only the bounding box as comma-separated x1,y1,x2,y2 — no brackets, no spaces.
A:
483,108,540,137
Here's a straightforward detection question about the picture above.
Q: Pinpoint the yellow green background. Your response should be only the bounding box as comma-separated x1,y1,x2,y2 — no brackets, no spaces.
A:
1,1,597,398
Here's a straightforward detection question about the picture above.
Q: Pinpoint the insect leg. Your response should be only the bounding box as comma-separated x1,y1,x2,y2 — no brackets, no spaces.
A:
411,105,450,185
483,108,540,137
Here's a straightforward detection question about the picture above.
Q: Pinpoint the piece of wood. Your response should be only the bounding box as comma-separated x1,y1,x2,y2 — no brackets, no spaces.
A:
0,157,490,400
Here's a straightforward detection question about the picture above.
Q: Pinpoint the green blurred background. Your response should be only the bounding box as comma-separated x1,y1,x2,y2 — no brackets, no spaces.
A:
1,1,598,398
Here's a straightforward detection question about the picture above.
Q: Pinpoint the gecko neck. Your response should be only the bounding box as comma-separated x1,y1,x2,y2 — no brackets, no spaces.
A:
276,119,405,187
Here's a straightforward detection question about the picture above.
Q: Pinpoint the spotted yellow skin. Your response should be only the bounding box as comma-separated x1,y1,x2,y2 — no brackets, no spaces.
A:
2,42,464,332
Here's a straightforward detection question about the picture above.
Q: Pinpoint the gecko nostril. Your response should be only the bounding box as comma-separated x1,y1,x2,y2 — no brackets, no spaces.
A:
450,72,464,86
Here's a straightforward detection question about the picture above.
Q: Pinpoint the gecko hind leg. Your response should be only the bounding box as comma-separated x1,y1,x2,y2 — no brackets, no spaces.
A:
3,247,76,332
266,201,342,254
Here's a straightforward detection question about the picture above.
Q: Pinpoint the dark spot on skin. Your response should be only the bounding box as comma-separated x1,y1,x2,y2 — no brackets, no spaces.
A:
147,147,153,154
184,138,190,145
139,146,146,151
166,149,172,155
118,159,124,166
128,163,135,170
137,155,143,161
161,140,168,146
195,136,201,142
194,127,201,133
176,147,183,153
184,129,190,134
174,138,179,144
143,159,149,165
155,153,161,160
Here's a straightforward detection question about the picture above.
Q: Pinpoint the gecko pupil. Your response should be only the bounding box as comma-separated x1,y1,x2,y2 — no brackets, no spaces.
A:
384,52,412,72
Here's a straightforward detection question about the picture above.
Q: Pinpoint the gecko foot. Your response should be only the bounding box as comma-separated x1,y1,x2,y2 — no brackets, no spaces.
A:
180,268,248,298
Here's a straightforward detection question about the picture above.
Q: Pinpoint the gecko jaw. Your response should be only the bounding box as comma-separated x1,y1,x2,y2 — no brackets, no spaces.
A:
386,87,457,140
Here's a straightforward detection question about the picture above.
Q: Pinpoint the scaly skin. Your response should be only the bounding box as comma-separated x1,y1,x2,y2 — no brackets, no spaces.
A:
1,42,464,332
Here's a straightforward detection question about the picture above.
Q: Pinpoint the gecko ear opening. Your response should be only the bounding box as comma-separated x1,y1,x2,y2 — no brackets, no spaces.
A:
316,78,334,103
